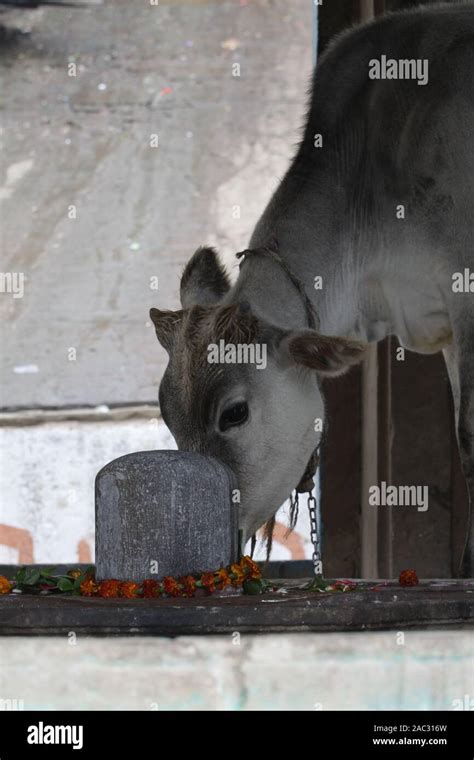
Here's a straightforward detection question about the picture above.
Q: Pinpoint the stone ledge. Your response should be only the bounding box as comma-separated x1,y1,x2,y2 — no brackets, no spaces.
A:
1,580,473,636
0,404,160,427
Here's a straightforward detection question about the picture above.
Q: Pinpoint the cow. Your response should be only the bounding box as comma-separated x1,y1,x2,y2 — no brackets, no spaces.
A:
150,3,474,575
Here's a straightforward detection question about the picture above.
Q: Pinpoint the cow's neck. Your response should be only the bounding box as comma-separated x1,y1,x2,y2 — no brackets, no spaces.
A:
229,168,380,342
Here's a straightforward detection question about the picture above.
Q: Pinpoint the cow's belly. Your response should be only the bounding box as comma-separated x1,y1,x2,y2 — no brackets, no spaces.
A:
386,280,452,354
397,315,452,354
323,257,454,353
343,273,453,353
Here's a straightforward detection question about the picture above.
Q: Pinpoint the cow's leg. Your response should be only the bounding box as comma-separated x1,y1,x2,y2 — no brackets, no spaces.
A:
458,368,474,578
445,335,474,577
443,345,460,423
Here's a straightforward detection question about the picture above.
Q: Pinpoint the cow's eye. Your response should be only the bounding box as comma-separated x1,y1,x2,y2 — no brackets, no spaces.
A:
219,402,249,432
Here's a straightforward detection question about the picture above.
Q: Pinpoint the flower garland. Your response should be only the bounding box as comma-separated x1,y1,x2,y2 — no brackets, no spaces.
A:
0,561,420,599
0,556,265,599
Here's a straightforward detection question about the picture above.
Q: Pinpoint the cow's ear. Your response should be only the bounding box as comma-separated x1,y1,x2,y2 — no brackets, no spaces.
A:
279,329,366,376
180,247,231,308
149,308,183,353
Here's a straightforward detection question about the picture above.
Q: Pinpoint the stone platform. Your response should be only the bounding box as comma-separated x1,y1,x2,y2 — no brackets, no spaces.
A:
0,569,472,636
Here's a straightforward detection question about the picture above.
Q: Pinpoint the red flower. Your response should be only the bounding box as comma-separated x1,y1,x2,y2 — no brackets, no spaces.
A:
142,579,160,598
399,569,419,587
163,576,181,597
80,578,98,597
201,572,216,593
180,575,197,597
97,579,120,598
334,580,357,591
119,581,140,598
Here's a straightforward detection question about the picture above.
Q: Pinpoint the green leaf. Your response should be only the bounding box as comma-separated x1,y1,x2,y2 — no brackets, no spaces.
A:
243,579,265,596
57,578,74,592
39,567,56,578
23,569,41,586
305,577,328,593
14,567,27,584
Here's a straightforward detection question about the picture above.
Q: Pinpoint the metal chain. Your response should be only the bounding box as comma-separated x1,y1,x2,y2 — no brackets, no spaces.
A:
307,493,322,577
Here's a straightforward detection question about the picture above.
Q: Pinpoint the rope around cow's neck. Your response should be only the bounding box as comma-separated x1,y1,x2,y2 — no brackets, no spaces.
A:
236,236,320,330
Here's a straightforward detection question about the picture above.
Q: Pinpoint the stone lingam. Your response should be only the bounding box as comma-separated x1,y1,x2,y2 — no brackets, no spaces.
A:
95,450,238,582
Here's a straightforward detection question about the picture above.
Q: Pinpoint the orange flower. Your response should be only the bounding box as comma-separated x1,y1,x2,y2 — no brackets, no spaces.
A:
142,579,160,598
67,569,82,580
240,556,261,580
97,579,120,598
0,576,12,595
215,568,230,590
180,575,197,597
201,572,216,593
163,576,181,597
80,578,98,596
119,581,140,598
229,563,245,585
399,569,419,587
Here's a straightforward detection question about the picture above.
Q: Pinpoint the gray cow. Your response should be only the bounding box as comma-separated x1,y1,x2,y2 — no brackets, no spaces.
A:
151,3,474,575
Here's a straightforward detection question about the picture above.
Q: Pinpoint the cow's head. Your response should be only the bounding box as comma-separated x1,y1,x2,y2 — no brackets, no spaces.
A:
150,246,366,541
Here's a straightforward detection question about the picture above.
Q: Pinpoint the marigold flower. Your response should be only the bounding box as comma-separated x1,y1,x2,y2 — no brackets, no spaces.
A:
97,579,120,598
80,578,98,597
240,556,261,580
201,572,216,593
399,569,419,587
163,576,181,597
142,579,160,598
67,569,82,580
119,581,140,598
215,568,231,590
0,576,12,595
229,563,245,585
180,575,197,596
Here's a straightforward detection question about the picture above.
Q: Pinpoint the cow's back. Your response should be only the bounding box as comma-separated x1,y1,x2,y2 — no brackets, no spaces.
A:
252,3,474,251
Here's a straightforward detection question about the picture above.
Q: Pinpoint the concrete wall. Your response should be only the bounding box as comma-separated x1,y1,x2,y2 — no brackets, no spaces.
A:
0,0,312,408
0,631,472,710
